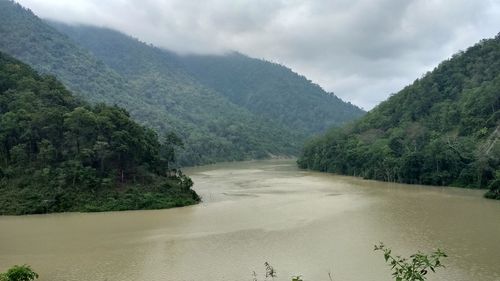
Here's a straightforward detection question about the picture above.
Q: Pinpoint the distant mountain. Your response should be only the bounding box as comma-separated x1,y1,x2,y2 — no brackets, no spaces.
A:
0,51,199,215
0,0,363,166
46,21,304,164
0,1,300,165
298,34,500,199
50,23,364,139
50,24,363,136
180,52,364,134
0,1,136,106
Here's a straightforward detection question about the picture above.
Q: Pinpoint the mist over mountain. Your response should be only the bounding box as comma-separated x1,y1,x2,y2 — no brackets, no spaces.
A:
50,22,364,135
0,0,363,165
1,1,500,280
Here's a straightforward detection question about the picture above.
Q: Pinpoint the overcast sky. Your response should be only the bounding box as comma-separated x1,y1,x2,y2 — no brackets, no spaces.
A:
16,0,500,110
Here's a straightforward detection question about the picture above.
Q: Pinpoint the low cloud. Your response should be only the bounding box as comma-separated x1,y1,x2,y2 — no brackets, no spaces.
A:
17,0,500,109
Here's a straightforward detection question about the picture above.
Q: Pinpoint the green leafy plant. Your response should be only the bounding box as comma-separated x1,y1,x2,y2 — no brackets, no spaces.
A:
251,244,447,281
0,265,38,281
374,242,447,281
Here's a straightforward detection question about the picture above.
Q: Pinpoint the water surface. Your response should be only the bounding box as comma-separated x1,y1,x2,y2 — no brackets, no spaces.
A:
1,160,499,281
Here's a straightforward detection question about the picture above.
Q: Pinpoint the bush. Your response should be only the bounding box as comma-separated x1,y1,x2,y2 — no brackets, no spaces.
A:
0,265,38,281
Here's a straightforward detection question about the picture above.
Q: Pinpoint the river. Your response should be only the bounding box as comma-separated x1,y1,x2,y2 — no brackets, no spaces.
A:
0,160,499,281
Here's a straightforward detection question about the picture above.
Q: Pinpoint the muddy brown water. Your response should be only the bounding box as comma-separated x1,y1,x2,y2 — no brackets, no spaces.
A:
1,160,499,281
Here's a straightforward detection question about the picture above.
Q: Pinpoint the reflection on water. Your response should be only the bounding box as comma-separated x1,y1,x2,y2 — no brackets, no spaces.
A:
0,160,499,281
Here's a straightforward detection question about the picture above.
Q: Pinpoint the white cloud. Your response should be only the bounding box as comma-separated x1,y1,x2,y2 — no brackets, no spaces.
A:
16,0,500,109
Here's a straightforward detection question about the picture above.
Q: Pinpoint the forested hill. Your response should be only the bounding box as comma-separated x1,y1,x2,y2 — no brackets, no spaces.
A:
298,34,500,199
50,23,364,136
179,53,364,134
0,1,133,106
0,1,304,165
0,51,199,215
46,21,303,164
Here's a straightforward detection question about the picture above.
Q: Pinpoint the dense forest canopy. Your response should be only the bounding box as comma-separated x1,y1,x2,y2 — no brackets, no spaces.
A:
298,34,500,199
47,21,303,164
0,51,199,215
51,23,364,136
179,52,364,134
0,1,364,166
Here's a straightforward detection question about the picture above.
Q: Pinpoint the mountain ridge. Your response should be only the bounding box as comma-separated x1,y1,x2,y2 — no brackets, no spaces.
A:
180,51,364,134
0,0,364,165
298,33,500,198
49,21,364,136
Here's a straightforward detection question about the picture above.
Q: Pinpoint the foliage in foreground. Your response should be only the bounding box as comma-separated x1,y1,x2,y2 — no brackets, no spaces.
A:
0,265,38,281
3,244,446,281
0,51,199,215
252,245,447,281
298,34,500,198
374,243,447,281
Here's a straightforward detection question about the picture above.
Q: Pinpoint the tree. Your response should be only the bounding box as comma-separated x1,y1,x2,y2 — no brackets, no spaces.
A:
298,33,500,198
161,131,184,171
0,52,200,215
63,107,97,155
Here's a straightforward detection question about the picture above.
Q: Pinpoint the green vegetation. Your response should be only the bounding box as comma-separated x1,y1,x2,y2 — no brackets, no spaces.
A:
251,244,446,281
48,22,303,165
180,52,365,134
0,1,133,107
298,34,500,198
0,1,363,166
0,265,38,281
485,170,500,199
374,243,447,281
0,52,199,215
2,244,443,281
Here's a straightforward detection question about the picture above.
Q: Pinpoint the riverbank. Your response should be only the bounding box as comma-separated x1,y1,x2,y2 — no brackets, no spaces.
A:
0,175,199,215
1,160,499,281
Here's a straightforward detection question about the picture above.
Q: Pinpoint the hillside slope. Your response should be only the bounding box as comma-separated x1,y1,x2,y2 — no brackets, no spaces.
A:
180,52,365,134
50,23,305,164
51,23,364,137
298,34,500,198
0,0,301,165
0,51,199,215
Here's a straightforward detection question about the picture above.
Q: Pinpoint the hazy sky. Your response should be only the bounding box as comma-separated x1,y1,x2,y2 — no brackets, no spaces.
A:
16,0,500,110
